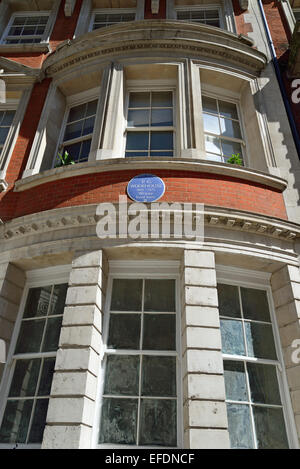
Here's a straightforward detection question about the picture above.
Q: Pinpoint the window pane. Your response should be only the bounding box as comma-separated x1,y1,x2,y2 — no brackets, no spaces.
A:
220,319,245,355
82,116,95,136
68,103,86,123
15,319,45,354
126,132,149,151
63,142,81,162
217,284,241,318
151,109,173,127
222,141,242,160
28,399,49,443
227,403,254,449
37,358,56,396
110,279,143,311
142,356,176,397
0,399,33,444
9,359,41,397
220,117,241,139
144,279,176,312
42,316,63,352
224,361,248,402
218,100,238,119
1,110,15,126
253,407,289,449
205,135,221,155
48,284,68,316
129,92,150,108
150,131,173,150
202,96,218,114
152,91,173,107
143,314,176,350
0,127,9,144
23,286,52,318
139,399,177,446
107,313,141,349
99,398,138,445
247,363,281,405
245,322,277,360
64,120,83,141
203,113,220,134
104,355,140,396
240,287,271,322
127,109,150,127
86,100,98,117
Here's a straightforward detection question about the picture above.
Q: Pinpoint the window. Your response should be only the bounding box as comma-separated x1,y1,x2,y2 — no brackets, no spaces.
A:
175,6,222,28
2,13,49,44
58,99,98,166
0,283,68,447
293,9,300,21
202,95,245,164
98,277,179,447
0,110,15,156
218,283,290,449
125,91,175,158
91,9,136,30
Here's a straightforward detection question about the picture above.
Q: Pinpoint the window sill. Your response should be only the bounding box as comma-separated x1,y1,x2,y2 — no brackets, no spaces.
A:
15,157,287,193
0,43,51,54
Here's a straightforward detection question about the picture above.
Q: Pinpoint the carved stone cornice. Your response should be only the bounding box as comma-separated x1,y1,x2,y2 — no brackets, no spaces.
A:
43,21,267,77
1,204,299,242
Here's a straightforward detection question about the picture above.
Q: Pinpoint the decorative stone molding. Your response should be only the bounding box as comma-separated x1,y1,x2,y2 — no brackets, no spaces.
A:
14,158,287,193
64,0,76,17
1,204,299,242
43,21,267,77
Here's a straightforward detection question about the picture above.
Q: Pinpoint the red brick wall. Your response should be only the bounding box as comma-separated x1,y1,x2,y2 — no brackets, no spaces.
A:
0,79,52,219
0,169,287,222
232,0,253,36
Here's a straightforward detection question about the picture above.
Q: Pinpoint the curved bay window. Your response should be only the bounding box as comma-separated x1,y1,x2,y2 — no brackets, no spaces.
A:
58,99,98,166
218,283,290,449
0,282,68,447
125,91,175,158
98,277,179,447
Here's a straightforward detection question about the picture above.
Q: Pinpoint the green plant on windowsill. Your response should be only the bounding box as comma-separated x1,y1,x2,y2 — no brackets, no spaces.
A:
226,153,243,166
55,150,75,168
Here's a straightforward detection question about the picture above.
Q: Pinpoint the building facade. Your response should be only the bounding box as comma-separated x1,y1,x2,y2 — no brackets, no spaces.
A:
0,0,299,449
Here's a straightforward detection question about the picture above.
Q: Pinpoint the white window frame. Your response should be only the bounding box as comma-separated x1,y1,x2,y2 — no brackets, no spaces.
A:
0,265,71,449
124,82,178,159
53,87,101,168
1,11,52,45
0,102,17,163
93,260,182,449
175,4,225,29
89,8,137,32
216,265,299,449
201,92,247,165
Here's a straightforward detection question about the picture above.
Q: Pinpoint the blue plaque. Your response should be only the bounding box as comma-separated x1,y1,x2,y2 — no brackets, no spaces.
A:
127,174,165,203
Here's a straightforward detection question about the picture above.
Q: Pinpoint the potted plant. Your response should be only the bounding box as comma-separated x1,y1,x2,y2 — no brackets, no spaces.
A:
226,153,243,165
55,150,75,168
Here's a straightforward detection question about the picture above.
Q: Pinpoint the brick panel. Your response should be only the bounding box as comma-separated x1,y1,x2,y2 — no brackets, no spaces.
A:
0,169,287,221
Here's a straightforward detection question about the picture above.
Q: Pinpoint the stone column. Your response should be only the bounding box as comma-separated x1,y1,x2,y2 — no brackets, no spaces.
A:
42,250,108,449
271,265,300,446
0,263,25,381
181,249,230,449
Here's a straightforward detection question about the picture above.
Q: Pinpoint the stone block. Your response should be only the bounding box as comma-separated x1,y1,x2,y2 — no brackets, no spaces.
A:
55,347,100,376
59,325,102,354
182,326,222,350
42,424,92,449
46,396,95,426
184,400,228,429
182,305,220,328
184,250,215,268
184,286,218,307
185,428,230,449
62,305,102,332
182,349,224,375
183,374,226,401
51,371,97,400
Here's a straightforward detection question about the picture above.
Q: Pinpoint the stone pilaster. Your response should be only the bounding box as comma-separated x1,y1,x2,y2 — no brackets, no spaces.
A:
271,265,300,446
0,263,25,381
42,250,108,449
181,250,230,449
